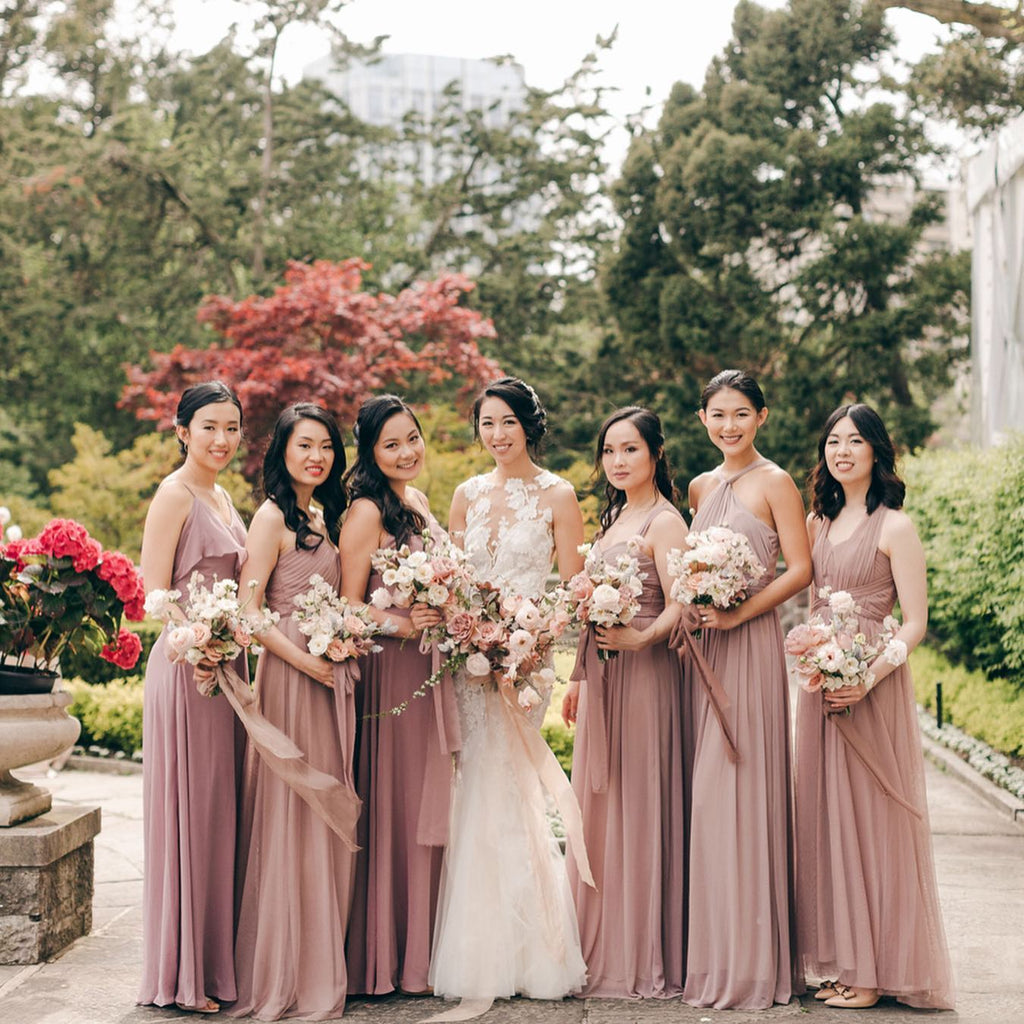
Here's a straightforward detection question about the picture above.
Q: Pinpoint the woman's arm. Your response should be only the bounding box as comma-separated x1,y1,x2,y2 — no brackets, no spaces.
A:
339,497,420,640
595,509,689,653
241,502,335,688
824,510,927,712
448,484,468,548
550,481,585,580
140,479,193,595
700,469,812,630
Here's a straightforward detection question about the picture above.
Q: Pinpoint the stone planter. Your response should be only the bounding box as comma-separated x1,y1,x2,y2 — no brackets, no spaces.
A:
0,689,82,827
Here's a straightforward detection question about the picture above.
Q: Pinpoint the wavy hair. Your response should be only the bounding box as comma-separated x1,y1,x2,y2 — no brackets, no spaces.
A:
595,406,678,533
472,376,548,455
810,403,905,519
173,380,243,457
343,395,427,547
262,403,347,549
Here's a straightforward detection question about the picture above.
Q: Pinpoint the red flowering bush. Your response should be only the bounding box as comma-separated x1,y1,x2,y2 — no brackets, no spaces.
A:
0,517,145,671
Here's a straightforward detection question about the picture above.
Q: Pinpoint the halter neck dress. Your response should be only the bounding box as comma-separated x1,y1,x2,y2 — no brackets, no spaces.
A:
683,460,799,1009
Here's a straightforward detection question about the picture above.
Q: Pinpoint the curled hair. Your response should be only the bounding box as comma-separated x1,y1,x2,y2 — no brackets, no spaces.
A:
262,403,347,549
472,376,548,455
173,380,243,457
343,395,427,547
700,369,766,412
809,403,905,519
594,406,678,533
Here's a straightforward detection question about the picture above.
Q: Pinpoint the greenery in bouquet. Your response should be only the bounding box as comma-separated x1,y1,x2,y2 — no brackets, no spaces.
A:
0,508,146,672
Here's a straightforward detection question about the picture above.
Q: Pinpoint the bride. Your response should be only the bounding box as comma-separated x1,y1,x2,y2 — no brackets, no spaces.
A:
428,377,589,1015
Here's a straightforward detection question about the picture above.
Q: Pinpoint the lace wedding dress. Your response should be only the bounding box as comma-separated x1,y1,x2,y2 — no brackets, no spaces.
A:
427,471,587,1012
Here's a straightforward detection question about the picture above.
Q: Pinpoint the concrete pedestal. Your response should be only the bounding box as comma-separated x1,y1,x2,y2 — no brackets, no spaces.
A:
0,805,101,964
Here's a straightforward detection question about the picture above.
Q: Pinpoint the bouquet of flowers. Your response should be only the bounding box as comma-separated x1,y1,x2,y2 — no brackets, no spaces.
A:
145,572,279,695
0,512,146,672
368,529,474,619
555,541,648,660
666,525,766,635
785,587,906,696
456,584,570,711
292,573,393,662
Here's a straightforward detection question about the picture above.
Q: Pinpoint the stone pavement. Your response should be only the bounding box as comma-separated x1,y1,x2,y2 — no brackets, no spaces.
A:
1,739,1022,1024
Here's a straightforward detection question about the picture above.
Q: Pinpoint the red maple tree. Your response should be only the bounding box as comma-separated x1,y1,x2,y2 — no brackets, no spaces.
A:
121,259,502,474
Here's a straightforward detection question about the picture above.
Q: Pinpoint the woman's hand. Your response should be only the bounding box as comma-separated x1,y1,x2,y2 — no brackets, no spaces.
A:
595,623,649,653
192,661,217,688
678,604,703,633
409,604,442,635
823,680,871,714
302,653,336,689
696,605,742,632
562,678,581,727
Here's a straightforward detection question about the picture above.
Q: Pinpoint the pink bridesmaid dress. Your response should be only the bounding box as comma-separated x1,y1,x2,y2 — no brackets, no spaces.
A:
231,541,358,1020
138,496,247,1010
794,508,955,1009
683,460,799,1009
345,520,460,995
568,507,688,998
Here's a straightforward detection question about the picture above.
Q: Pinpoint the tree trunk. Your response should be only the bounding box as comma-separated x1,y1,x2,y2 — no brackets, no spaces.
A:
872,0,1024,42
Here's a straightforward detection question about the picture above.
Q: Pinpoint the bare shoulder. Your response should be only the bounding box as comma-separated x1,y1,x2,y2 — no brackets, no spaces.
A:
806,511,823,542
548,476,581,509
250,499,285,529
344,496,384,528
688,470,718,509
880,507,920,546
149,476,194,517
647,505,688,544
761,462,800,496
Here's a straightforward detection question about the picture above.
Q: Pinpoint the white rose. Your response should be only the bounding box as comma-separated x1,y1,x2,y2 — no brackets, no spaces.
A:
406,550,428,568
382,568,399,586
591,583,622,613
308,634,329,657
465,652,492,677
414,563,434,584
394,566,415,586
426,583,449,606
369,587,393,609
532,666,556,689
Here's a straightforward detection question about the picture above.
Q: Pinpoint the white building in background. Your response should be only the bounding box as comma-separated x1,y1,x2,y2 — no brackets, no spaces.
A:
303,52,527,186
964,112,1024,447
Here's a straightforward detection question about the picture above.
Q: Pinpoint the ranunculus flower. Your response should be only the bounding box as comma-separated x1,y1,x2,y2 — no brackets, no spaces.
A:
517,685,542,711
465,652,492,677
507,628,536,659
514,600,542,631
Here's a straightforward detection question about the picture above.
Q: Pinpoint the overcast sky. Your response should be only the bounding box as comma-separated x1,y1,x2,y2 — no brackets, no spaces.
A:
167,0,949,168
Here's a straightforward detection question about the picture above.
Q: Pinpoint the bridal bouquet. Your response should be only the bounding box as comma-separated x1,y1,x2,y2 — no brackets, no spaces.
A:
145,572,279,695
457,584,570,711
785,587,906,696
555,542,647,661
292,573,392,662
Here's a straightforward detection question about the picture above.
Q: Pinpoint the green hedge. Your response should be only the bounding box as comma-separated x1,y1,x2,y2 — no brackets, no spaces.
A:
904,437,1024,686
911,645,1024,759
64,676,144,756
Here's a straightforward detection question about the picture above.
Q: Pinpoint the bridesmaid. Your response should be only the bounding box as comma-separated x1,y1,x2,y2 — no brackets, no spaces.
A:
562,406,690,998
683,369,811,1009
794,404,955,1010
340,394,460,996
138,381,247,1015
230,403,358,1021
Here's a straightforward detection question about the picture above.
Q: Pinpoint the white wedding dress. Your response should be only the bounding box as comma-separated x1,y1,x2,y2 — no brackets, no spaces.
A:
428,471,587,1008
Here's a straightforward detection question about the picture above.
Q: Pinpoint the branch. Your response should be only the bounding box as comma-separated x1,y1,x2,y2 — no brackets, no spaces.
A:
871,0,1024,42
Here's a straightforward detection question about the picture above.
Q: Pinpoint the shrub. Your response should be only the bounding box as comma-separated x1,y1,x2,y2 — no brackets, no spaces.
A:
542,720,575,777
911,645,1024,759
904,437,1024,686
64,676,144,756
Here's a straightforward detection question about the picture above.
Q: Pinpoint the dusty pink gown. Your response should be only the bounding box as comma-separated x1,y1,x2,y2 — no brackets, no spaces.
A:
231,541,359,1021
794,508,955,1009
139,495,247,1010
683,460,799,1009
568,507,687,998
345,521,461,995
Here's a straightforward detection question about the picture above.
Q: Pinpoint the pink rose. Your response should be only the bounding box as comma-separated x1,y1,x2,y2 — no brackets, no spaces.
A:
343,614,367,637
232,626,253,647
465,652,492,677
446,610,478,646
472,620,504,650
189,621,213,647
785,623,822,657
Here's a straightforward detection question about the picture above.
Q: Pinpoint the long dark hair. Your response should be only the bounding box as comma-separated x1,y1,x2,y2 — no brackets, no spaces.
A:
595,406,677,533
472,376,548,455
343,395,427,547
173,380,243,457
262,403,347,549
699,368,767,412
810,403,905,519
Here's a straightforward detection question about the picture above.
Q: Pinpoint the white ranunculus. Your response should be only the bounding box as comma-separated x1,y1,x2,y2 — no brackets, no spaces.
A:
465,652,492,677
517,685,542,711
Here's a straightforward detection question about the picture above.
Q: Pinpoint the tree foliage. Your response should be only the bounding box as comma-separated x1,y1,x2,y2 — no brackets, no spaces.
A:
121,259,502,475
602,0,970,486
